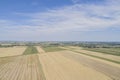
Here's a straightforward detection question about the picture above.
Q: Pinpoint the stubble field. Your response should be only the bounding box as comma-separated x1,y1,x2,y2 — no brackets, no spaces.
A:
0,46,26,57
0,46,120,80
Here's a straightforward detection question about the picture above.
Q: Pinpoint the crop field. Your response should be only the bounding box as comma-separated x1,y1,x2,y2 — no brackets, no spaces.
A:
63,46,120,64
41,46,65,52
0,54,46,80
23,46,38,55
84,48,120,56
0,46,26,57
38,52,112,80
0,45,120,80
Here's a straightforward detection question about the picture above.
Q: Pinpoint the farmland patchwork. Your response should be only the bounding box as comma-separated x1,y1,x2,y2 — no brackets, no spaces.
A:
0,46,120,80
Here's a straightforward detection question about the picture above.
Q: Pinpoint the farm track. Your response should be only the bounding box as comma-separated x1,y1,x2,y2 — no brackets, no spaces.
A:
0,54,45,80
60,51,120,80
36,46,45,53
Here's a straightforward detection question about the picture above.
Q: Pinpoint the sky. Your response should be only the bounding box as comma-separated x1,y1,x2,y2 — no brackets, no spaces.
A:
0,0,120,41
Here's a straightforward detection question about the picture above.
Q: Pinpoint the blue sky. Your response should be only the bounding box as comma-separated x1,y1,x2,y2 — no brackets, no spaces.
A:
0,0,120,41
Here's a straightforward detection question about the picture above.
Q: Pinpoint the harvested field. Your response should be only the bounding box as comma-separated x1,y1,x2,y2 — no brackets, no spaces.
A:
84,48,120,56
0,46,120,80
0,54,45,80
0,46,26,57
60,50,120,80
63,46,120,64
38,52,112,80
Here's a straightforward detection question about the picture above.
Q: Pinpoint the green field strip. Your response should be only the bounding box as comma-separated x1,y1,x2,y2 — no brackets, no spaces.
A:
23,46,38,55
41,46,65,52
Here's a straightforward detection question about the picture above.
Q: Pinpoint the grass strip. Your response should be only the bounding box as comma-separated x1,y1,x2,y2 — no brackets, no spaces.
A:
23,46,38,55
42,46,65,52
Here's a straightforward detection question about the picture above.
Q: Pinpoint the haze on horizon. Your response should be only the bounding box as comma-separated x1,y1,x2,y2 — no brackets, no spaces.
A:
0,0,120,41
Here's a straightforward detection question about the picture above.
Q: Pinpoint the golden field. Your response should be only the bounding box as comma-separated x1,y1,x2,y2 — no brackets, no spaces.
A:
0,46,120,80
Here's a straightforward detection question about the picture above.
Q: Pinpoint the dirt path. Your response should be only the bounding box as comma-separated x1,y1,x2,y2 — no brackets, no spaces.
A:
38,52,112,80
36,46,45,53
60,50,120,80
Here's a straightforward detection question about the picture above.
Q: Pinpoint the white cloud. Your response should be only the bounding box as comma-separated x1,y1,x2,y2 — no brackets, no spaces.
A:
1,0,120,40
23,0,120,33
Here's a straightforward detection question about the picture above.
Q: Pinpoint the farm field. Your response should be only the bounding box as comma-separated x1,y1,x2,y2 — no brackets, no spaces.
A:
38,52,112,80
62,46,120,64
0,46,26,57
0,45,120,80
59,50,120,80
0,54,45,80
23,46,38,55
84,48,120,56
41,46,65,52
